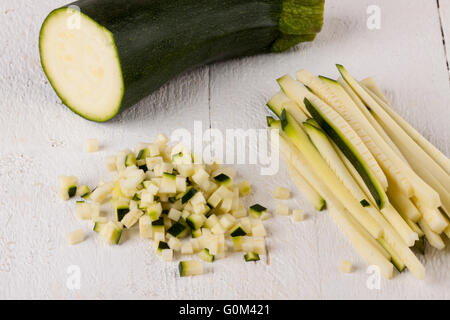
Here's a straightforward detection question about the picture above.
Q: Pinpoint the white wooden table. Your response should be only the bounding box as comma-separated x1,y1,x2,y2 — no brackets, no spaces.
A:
0,0,449,299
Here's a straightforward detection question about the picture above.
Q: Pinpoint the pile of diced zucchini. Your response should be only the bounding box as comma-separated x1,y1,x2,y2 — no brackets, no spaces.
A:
59,134,268,276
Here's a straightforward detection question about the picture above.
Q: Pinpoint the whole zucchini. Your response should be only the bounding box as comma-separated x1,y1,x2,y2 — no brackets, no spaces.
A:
39,0,324,122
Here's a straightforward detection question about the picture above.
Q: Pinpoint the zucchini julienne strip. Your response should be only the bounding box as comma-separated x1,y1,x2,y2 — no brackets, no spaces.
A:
361,77,450,175
267,91,308,124
275,127,390,261
303,121,418,246
277,76,387,209
277,75,389,199
363,86,450,215
337,65,442,209
296,71,415,204
327,205,394,279
285,161,325,211
336,76,410,165
387,186,421,222
275,122,425,278
303,98,387,209
303,121,370,204
412,199,448,234
377,238,406,272
418,218,445,250
268,116,382,239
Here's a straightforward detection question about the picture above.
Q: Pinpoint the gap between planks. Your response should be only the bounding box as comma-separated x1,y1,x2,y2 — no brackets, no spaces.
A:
437,0,450,82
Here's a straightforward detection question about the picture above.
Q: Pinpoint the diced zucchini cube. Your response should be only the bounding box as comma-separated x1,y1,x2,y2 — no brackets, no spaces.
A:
66,229,85,245
186,214,206,230
122,209,143,228
204,214,219,229
190,191,206,206
220,197,233,213
168,208,182,221
213,173,231,186
175,176,187,193
244,252,260,262
105,156,117,172
154,232,165,245
292,209,305,222
191,228,202,238
230,225,247,237
181,242,194,255
178,260,203,277
211,222,225,235
167,222,187,238
253,237,265,255
168,237,182,251
232,236,243,251
219,214,236,230
198,248,214,262
339,260,353,273
181,187,197,204
249,204,267,218
76,185,91,198
147,202,163,220
238,181,251,196
276,202,290,216
207,193,222,208
273,186,290,199
139,215,152,238
58,175,78,200
100,221,123,245
251,224,266,237
159,172,177,193
161,249,173,262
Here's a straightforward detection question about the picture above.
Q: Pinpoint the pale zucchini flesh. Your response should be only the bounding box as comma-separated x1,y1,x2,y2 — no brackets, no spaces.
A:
39,9,124,122
361,77,450,176
337,64,441,209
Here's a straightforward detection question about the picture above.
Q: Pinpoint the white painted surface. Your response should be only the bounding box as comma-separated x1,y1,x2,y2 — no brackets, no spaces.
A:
0,0,449,299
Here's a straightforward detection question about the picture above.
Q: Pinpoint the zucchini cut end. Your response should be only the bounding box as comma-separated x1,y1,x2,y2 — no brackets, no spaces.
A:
39,8,124,122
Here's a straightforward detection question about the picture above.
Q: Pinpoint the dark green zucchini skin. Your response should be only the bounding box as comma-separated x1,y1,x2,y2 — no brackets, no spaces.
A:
51,0,324,121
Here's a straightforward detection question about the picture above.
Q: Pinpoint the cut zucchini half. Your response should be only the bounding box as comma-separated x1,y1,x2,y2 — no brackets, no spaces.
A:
303,98,387,209
39,8,124,122
244,252,260,262
40,2,323,122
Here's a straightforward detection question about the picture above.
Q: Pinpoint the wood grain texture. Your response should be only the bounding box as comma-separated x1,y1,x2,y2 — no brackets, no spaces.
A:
0,0,448,299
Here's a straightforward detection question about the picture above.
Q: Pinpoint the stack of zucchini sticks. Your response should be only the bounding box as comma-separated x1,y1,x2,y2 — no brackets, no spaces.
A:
266,65,450,280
